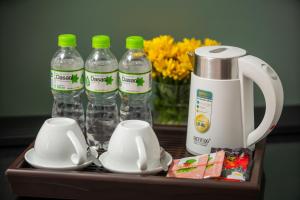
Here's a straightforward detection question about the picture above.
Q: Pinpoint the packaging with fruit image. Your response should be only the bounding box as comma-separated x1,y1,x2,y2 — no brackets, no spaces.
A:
211,148,253,181
203,150,225,178
167,155,208,179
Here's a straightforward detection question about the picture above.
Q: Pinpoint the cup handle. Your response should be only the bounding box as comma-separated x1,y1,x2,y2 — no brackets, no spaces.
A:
135,136,147,171
67,130,86,165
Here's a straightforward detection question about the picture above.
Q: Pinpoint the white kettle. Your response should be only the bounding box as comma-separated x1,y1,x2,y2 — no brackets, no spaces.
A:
186,46,284,155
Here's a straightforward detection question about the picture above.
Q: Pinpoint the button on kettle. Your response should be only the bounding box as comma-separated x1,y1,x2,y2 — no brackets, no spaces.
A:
261,64,277,80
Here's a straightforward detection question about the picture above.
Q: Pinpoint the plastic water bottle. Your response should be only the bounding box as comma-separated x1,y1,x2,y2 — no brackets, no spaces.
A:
85,35,119,150
51,34,85,130
119,36,152,125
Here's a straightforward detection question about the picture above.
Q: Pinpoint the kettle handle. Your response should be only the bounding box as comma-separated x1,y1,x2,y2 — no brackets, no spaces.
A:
238,55,284,147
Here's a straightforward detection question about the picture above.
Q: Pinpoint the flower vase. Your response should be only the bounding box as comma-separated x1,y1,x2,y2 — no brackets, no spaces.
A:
152,77,190,125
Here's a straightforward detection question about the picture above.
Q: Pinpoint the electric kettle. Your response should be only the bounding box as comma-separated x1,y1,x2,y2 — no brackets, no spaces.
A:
186,46,284,155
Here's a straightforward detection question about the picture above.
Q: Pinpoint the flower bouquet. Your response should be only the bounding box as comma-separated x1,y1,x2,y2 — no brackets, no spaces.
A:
144,35,220,125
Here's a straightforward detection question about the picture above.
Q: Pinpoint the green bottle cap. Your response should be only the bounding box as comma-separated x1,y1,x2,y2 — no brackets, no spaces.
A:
92,35,110,48
126,36,144,49
58,34,77,47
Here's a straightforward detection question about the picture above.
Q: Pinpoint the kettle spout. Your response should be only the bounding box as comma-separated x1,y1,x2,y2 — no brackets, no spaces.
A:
187,51,196,69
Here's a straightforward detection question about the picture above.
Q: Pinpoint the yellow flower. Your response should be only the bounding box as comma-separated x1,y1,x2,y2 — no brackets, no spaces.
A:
144,35,220,80
152,71,157,78
177,38,201,55
204,38,221,46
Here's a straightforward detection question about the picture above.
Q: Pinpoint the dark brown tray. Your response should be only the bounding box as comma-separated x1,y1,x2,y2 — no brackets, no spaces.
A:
6,126,265,200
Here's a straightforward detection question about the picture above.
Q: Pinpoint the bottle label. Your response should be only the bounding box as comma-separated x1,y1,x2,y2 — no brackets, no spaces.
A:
119,71,152,94
85,70,118,93
51,69,84,91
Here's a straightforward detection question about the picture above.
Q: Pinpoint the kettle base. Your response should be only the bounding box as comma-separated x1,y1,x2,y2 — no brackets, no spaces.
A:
186,146,208,156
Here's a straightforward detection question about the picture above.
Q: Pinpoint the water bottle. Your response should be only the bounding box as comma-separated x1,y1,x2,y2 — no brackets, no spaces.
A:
85,35,119,150
119,36,152,125
51,34,85,130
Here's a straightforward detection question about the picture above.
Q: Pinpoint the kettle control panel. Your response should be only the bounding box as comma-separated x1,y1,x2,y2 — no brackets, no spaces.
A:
194,89,213,133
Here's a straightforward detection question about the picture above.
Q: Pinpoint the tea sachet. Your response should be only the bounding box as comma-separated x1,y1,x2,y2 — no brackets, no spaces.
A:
167,155,208,179
203,150,225,178
212,148,253,181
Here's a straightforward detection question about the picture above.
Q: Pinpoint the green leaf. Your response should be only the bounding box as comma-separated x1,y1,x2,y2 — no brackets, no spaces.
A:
80,73,84,84
136,77,144,86
71,74,79,83
86,76,90,86
206,163,214,169
105,76,113,85
176,167,197,173
185,159,197,164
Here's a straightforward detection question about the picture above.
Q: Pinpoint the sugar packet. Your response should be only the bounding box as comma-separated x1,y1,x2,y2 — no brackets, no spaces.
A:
203,150,225,178
167,154,208,179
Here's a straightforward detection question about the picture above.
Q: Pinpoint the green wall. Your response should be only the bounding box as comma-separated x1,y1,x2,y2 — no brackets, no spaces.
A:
0,0,299,117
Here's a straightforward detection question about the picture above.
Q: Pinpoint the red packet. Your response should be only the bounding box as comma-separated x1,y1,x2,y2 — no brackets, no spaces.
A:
167,155,208,179
212,148,253,181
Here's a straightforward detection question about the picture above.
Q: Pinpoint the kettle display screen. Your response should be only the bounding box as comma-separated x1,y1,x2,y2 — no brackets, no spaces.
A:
195,89,213,133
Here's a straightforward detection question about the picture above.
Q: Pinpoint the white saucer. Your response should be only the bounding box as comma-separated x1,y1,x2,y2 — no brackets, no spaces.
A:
25,148,96,170
99,150,173,175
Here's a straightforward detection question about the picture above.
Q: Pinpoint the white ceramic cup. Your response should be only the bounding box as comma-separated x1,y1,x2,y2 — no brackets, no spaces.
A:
105,120,161,171
34,117,88,166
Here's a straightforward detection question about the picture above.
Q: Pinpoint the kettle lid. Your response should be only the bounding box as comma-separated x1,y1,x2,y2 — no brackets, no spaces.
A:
195,46,246,59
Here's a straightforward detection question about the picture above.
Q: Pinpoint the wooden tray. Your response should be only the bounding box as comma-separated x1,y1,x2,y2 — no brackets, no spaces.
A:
6,126,265,200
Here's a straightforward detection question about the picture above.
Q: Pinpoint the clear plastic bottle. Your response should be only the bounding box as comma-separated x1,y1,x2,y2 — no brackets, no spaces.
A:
85,35,119,150
51,34,85,130
119,36,152,125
